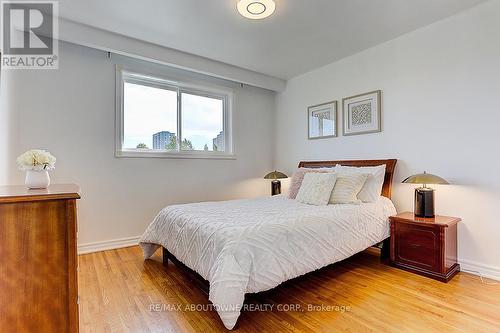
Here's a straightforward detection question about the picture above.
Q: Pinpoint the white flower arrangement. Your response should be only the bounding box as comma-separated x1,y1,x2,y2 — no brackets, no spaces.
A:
17,150,56,171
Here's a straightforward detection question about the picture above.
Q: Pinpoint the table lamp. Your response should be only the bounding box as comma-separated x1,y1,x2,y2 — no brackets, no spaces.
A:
402,171,449,218
264,170,288,196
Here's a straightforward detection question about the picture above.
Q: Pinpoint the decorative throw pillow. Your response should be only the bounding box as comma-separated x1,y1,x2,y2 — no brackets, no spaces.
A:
329,173,369,204
296,173,338,206
335,164,386,202
288,168,334,199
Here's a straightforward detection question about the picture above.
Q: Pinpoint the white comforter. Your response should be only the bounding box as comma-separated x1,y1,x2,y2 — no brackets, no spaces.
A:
140,195,396,329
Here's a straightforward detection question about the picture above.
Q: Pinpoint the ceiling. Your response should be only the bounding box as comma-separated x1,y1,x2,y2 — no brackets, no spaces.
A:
59,0,486,79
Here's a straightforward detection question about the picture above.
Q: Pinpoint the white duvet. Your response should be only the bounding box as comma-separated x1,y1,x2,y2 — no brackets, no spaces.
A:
140,195,396,329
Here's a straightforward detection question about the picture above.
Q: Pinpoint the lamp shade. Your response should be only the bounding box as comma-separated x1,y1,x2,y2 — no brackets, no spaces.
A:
264,170,288,180
402,171,449,185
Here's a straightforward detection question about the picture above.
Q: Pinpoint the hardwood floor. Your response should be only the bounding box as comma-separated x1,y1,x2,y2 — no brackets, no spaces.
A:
79,246,500,333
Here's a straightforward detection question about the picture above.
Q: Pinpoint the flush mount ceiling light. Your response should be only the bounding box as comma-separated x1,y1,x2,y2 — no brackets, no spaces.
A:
237,0,275,20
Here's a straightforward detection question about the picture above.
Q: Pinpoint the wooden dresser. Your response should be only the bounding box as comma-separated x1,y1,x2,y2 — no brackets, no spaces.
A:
389,212,461,282
0,184,81,332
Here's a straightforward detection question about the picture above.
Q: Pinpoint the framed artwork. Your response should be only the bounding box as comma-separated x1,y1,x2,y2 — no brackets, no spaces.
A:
308,101,337,139
342,90,381,136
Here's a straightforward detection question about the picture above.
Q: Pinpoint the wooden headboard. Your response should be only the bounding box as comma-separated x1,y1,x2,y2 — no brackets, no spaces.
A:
298,159,397,199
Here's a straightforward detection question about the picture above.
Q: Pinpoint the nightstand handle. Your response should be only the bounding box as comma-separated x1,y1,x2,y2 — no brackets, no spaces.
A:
409,243,422,248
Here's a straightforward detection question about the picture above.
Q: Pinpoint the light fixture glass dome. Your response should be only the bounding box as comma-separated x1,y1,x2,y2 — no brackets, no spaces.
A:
237,0,275,20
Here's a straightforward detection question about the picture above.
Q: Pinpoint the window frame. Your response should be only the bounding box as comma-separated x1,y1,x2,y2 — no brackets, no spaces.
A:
115,66,234,159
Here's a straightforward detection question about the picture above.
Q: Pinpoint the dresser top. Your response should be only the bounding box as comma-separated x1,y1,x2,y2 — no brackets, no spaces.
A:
0,184,81,203
390,211,461,227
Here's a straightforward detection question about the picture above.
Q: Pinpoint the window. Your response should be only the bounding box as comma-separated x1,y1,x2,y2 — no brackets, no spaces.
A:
116,68,233,158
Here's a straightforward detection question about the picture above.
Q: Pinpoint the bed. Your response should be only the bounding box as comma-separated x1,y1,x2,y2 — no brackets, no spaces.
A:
140,159,397,329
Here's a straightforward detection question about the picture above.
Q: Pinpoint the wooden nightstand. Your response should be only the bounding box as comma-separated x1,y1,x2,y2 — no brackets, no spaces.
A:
389,212,461,282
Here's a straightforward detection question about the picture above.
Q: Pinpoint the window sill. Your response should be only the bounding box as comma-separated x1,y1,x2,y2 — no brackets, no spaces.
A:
115,150,236,160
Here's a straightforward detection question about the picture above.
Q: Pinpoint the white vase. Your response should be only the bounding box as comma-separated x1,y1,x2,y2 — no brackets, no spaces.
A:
25,170,51,189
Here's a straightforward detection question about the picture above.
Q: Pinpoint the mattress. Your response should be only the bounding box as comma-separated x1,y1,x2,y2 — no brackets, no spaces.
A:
140,195,396,329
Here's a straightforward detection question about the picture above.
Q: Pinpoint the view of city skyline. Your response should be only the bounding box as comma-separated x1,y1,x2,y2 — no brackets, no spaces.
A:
123,81,224,151
147,130,224,151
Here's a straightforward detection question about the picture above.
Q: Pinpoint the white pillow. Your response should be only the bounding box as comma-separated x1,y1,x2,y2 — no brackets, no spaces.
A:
335,164,386,202
296,173,338,206
288,168,334,199
329,173,369,204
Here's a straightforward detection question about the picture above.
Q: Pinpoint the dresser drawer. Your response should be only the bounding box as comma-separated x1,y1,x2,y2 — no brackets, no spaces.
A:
394,224,441,271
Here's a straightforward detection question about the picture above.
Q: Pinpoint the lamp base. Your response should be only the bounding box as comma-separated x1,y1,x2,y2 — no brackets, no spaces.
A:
271,180,281,196
414,187,435,218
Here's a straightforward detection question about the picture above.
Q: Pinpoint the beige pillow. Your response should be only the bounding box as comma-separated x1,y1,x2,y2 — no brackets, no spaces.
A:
335,164,386,202
329,173,369,204
296,173,338,206
288,168,333,199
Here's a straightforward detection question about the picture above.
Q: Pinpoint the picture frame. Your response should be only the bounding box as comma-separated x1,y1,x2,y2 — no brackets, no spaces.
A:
308,101,337,139
342,90,381,136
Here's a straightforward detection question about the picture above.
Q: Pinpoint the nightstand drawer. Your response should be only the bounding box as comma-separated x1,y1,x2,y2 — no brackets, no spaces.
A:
394,224,440,271
389,212,460,282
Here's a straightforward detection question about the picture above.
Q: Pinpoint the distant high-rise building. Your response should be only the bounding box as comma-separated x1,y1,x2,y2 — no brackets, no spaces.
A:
212,131,224,152
153,131,175,150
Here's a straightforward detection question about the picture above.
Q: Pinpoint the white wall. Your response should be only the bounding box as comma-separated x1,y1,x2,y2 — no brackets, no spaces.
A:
275,1,500,279
0,69,15,185
4,42,275,250
0,74,7,184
